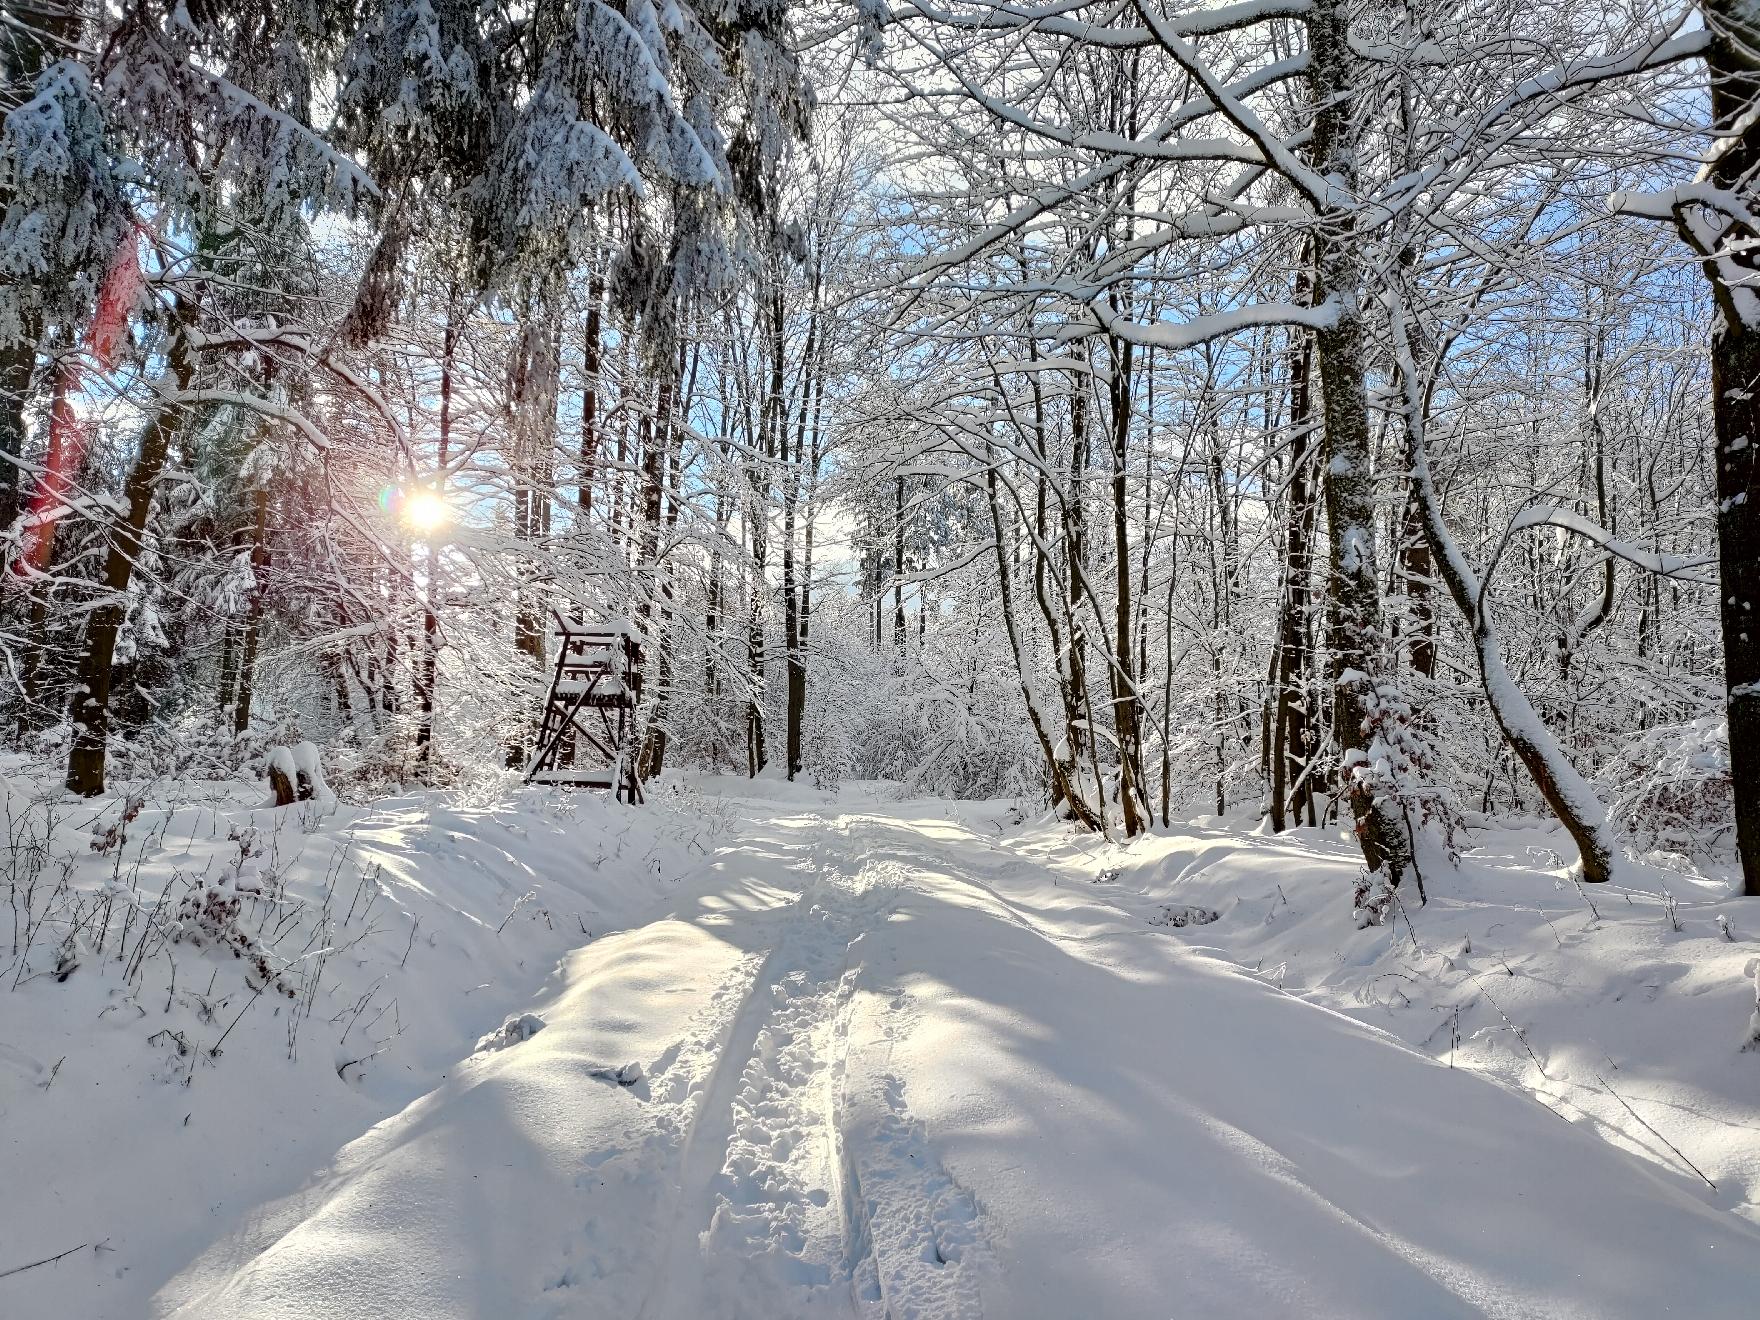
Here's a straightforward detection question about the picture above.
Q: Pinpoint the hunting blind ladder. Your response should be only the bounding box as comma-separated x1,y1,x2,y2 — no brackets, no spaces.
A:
525,616,645,803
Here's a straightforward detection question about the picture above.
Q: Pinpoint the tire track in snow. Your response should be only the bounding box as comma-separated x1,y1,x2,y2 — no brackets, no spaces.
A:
636,821,903,1319
835,1068,987,1320
824,815,990,1320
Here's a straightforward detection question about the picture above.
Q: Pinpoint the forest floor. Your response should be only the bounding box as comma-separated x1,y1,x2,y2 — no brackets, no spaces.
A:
5,769,1760,1318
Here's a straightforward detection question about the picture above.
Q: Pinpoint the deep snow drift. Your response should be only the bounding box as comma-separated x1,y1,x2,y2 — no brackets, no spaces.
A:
5,772,1760,1318
0,763,713,1318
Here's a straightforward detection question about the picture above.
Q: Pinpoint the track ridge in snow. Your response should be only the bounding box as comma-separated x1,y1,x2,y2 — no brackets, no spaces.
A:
837,1067,988,1320
827,817,993,1320
636,821,919,1319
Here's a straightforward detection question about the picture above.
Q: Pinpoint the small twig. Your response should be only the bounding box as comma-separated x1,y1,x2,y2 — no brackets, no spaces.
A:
1568,875,1601,924
1390,886,1421,954
207,981,269,1060
1398,803,1428,905
337,1048,384,1081
1531,906,1565,949
1471,974,1546,1078
1594,1071,1716,1191
496,889,537,935
0,1242,89,1280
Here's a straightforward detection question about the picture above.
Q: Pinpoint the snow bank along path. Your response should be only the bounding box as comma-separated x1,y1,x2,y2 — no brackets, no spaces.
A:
158,795,1760,1318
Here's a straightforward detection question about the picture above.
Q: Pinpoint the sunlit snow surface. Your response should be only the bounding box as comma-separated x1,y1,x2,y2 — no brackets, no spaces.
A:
4,767,1758,1318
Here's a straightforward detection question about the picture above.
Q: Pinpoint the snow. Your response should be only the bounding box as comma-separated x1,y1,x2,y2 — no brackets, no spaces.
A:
1746,961,1760,1052
0,765,700,1318
1046,811,1760,1223
262,742,334,804
6,774,1760,1318
475,1011,547,1052
1081,293,1342,352
1506,503,1715,584
263,743,297,792
287,742,332,801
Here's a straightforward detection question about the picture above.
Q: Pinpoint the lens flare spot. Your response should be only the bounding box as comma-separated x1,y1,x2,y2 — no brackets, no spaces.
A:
402,488,449,534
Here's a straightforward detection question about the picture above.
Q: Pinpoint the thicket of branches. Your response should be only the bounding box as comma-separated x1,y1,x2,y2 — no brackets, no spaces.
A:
4,0,1759,900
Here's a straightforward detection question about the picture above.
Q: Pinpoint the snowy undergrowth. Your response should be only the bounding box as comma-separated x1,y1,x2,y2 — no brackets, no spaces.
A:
1013,810,1760,1223
0,757,720,1317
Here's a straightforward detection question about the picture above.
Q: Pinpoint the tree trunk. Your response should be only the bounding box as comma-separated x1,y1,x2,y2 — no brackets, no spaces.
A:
707,485,725,768
640,349,685,782
746,294,781,778
0,323,37,538
506,298,559,768
416,280,458,768
781,287,814,781
1399,484,1436,681
1272,315,1317,832
893,474,907,657
1713,306,1760,893
746,510,767,778
983,439,1100,829
67,313,196,795
1107,331,1147,835
0,1,65,534
14,351,72,738
1699,0,1760,894
577,270,603,515
1063,382,1094,789
1387,284,1620,883
1307,0,1413,881
231,486,271,737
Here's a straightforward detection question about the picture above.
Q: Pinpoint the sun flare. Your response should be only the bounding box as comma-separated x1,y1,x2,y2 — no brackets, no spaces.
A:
402,488,449,535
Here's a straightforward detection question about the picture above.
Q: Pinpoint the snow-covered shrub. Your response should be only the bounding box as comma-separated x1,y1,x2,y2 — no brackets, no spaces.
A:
1151,904,1219,928
1343,676,1464,862
90,792,147,854
1351,871,1397,929
885,607,1042,801
1157,662,1273,820
805,698,856,792
167,879,297,998
104,712,246,784
1600,716,1733,860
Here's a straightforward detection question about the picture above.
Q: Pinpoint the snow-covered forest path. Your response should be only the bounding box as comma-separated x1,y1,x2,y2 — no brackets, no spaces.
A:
157,794,1760,1319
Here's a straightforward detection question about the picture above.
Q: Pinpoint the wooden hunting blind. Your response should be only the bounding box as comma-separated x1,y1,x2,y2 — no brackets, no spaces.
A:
525,617,645,803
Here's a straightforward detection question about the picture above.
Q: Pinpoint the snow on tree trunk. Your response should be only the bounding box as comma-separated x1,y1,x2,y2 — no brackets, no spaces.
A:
1703,0,1760,895
1714,320,1760,894
1307,0,1413,884
1384,271,1622,884
1271,280,1318,834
